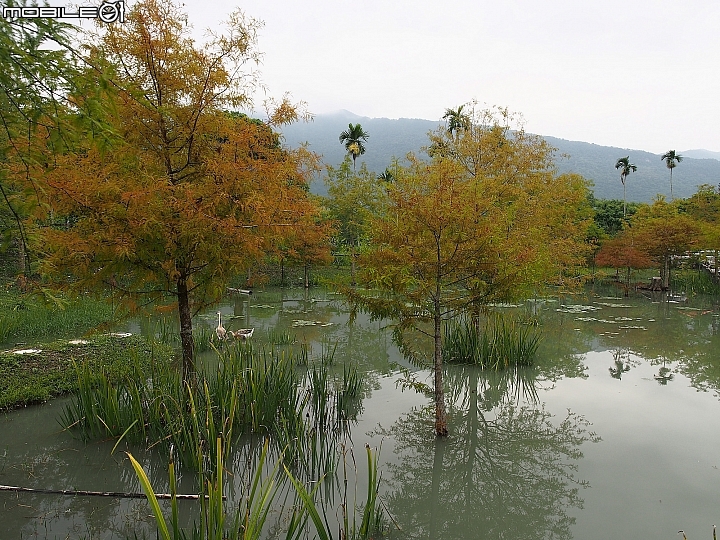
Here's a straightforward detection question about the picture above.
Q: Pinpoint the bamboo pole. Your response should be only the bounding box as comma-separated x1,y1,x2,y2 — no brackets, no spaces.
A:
0,484,223,500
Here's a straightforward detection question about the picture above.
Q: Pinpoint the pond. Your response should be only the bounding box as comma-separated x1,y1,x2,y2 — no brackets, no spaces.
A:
1,285,719,539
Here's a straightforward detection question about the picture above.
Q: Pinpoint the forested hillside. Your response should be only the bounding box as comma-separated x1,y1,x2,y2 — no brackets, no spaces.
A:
281,111,720,201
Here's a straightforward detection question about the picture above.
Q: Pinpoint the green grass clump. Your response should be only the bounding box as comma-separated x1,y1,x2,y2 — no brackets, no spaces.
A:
671,268,720,296
444,317,541,369
0,288,115,344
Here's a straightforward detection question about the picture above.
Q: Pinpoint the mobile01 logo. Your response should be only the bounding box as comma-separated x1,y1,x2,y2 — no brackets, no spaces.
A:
3,1,125,23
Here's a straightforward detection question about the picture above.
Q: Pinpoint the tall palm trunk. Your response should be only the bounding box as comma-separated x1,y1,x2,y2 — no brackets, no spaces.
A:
623,182,627,217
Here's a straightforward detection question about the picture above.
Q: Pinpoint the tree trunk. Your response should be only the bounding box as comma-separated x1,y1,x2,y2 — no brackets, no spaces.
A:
663,255,670,290
280,259,285,287
304,263,309,289
177,275,195,381
623,183,627,217
350,245,357,286
17,234,26,275
433,294,448,437
625,266,631,296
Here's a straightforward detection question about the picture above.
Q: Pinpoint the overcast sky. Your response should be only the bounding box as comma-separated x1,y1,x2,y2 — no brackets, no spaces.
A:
179,0,718,153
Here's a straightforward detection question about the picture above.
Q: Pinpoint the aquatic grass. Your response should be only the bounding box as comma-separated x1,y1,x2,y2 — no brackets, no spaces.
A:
128,437,385,540
337,364,363,424
128,438,281,540
193,325,215,353
444,316,541,369
671,269,720,296
284,444,386,540
61,340,360,478
153,317,178,345
265,328,295,346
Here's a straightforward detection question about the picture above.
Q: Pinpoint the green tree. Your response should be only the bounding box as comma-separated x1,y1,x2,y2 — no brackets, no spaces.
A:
377,168,395,183
589,196,638,237
323,156,385,284
661,150,683,201
615,156,637,217
339,123,369,170
0,5,83,279
683,185,720,279
345,105,591,437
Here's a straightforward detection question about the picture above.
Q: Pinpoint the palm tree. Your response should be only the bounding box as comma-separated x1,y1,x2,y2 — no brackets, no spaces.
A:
339,123,369,169
615,156,637,217
443,105,470,138
377,168,394,183
661,150,683,201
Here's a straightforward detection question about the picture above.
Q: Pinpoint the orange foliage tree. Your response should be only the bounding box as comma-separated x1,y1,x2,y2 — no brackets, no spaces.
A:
29,0,322,378
279,209,334,288
594,233,654,292
631,200,701,289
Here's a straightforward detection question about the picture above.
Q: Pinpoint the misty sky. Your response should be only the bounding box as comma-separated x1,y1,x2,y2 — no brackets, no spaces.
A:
179,0,719,153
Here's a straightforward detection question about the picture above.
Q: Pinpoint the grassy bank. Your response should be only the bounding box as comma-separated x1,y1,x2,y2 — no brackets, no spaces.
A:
0,287,116,344
0,285,177,410
0,334,175,410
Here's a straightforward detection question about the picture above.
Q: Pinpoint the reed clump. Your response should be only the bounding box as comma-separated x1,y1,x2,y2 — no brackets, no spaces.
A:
444,316,540,369
61,342,363,477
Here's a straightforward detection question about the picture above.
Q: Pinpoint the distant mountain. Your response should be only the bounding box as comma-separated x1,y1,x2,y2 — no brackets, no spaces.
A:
681,149,720,161
280,111,720,202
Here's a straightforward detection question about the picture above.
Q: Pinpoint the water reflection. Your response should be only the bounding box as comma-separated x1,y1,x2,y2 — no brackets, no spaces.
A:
5,286,720,538
378,366,600,540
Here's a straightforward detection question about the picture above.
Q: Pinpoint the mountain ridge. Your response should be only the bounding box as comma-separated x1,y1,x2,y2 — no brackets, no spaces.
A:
279,111,720,202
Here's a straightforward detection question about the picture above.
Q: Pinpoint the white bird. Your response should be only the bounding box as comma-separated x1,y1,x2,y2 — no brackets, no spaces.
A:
215,311,227,340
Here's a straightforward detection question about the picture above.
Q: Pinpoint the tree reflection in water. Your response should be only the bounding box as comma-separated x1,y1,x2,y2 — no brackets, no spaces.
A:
377,365,600,539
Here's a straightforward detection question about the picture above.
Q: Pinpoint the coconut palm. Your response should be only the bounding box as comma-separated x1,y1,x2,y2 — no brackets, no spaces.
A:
443,105,470,138
339,123,369,170
615,156,637,217
661,150,683,201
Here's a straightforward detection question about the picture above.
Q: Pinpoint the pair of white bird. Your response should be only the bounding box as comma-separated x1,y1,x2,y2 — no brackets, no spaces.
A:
215,311,254,341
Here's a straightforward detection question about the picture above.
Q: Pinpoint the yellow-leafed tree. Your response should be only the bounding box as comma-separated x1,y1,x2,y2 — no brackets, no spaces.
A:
345,104,591,436
28,0,322,379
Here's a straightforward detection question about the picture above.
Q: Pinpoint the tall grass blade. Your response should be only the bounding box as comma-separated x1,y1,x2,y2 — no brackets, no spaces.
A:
126,452,172,540
283,465,331,540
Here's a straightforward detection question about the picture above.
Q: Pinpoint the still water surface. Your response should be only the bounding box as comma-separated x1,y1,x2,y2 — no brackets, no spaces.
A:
1,286,719,539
